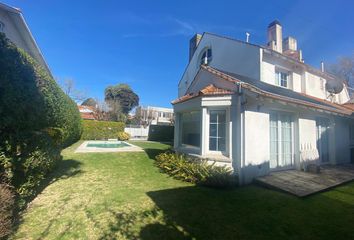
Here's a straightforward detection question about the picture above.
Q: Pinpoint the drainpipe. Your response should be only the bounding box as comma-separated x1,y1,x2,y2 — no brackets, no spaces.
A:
234,82,245,185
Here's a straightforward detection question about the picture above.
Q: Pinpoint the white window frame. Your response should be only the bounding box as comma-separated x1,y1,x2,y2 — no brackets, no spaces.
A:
269,112,295,170
275,69,291,89
206,107,229,156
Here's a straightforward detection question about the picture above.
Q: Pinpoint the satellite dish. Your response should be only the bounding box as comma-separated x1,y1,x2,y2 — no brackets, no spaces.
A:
325,80,343,94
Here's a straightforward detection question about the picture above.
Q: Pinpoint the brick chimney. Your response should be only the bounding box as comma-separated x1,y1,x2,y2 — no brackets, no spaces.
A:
189,34,202,61
267,20,283,53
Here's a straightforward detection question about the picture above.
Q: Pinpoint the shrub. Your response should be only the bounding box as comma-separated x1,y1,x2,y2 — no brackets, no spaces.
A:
0,183,15,239
117,132,130,141
0,33,82,148
81,120,125,140
155,152,237,188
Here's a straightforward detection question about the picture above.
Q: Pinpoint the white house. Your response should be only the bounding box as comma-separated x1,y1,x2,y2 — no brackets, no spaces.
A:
135,106,174,126
172,20,354,184
0,2,51,75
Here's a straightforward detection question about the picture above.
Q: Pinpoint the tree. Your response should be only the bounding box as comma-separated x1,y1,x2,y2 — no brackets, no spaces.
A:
81,98,97,107
59,78,87,102
328,55,354,87
104,84,139,114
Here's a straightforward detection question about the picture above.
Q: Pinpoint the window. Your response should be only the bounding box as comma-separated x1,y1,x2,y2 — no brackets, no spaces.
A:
275,70,289,88
181,111,200,147
0,21,4,32
209,110,226,152
269,113,293,169
316,118,330,163
200,48,212,65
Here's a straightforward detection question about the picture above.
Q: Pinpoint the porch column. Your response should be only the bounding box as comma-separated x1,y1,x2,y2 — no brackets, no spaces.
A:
200,107,208,156
174,112,181,150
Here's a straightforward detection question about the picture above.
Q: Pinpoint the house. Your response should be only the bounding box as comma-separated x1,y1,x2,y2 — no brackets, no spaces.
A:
172,20,354,184
78,105,96,120
135,106,174,126
0,2,51,75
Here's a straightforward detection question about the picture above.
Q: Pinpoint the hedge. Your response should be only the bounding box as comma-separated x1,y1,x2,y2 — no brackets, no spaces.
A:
148,125,174,142
81,120,125,140
0,33,82,147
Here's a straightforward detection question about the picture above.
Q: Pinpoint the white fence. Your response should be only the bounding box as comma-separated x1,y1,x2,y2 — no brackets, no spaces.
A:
125,126,149,139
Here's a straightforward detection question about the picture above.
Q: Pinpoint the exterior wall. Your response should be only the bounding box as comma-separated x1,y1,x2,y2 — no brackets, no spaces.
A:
179,33,261,97
304,72,326,99
0,8,28,52
242,109,270,184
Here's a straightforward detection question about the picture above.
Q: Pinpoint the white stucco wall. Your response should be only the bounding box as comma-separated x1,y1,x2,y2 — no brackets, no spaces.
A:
298,116,317,151
178,33,261,97
242,109,270,183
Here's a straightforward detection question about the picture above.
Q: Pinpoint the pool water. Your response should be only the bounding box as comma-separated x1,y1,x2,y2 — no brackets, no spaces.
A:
87,141,129,148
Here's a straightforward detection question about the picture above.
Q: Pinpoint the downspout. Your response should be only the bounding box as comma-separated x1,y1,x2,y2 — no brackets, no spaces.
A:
235,82,245,185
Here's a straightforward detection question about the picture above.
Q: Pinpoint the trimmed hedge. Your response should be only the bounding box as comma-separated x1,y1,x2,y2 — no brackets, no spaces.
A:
155,152,237,188
117,132,130,141
0,33,82,147
81,120,125,140
148,125,174,142
0,183,14,239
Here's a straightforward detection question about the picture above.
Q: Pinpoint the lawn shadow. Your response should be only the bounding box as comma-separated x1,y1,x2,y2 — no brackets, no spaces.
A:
143,184,354,240
12,158,83,234
143,148,170,161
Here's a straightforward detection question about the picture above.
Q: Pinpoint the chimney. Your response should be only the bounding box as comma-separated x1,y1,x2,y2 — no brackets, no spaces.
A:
267,20,283,53
189,34,202,61
283,36,297,52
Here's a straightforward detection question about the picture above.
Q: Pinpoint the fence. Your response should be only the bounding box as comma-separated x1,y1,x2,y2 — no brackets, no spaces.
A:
125,125,149,139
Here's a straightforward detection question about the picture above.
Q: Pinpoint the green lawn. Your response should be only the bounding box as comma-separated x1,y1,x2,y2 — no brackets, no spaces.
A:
12,141,354,240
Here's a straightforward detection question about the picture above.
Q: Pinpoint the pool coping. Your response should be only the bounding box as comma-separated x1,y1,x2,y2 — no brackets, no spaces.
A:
75,140,144,153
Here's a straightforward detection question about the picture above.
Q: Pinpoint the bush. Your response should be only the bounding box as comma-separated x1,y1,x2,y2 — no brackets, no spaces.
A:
117,132,130,141
155,152,237,188
0,183,15,239
0,33,82,148
81,120,125,140
148,125,174,142
1,131,62,206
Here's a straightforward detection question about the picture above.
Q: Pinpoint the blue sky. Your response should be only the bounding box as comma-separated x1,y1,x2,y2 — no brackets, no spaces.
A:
3,0,354,107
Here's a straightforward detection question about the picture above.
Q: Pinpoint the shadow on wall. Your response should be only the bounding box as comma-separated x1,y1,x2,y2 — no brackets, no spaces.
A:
240,161,270,184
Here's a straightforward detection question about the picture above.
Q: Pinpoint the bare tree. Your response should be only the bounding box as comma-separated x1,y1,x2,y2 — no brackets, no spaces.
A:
59,78,87,102
328,55,354,86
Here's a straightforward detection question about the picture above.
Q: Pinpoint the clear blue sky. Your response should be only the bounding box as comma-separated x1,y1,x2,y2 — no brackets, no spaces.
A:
3,0,354,107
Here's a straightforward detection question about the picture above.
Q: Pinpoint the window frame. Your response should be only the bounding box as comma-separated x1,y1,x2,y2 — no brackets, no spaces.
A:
275,69,291,89
269,112,295,170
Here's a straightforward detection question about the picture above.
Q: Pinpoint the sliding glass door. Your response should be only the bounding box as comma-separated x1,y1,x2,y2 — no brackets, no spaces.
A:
316,118,330,163
270,113,294,169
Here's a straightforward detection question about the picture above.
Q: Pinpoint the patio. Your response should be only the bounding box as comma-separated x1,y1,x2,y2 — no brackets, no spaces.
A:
256,164,354,197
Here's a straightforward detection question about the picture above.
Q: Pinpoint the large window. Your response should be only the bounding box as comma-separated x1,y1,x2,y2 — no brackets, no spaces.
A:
270,113,293,169
275,70,289,88
209,110,226,152
181,111,200,147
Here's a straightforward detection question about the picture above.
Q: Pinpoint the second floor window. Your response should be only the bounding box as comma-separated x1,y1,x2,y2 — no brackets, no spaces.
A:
200,48,212,65
275,71,289,88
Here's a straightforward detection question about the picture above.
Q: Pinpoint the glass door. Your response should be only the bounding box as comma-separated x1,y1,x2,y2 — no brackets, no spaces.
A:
316,118,330,163
269,113,294,169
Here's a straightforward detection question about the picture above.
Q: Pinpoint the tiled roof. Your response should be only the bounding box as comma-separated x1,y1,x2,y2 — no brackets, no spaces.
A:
172,84,233,104
174,65,353,116
80,112,95,120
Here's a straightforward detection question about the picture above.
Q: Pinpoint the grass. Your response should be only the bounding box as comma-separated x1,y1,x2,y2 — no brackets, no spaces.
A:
11,141,354,240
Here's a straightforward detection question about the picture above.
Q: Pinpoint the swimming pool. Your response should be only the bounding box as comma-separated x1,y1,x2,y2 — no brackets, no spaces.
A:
86,141,129,148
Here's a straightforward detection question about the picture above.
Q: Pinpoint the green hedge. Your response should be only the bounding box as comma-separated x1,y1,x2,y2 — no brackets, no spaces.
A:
81,120,125,140
148,125,174,142
0,33,82,147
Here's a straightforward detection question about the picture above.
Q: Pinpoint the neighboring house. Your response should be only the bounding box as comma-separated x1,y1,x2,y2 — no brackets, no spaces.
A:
135,106,174,126
172,20,354,184
78,105,96,120
0,2,51,75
